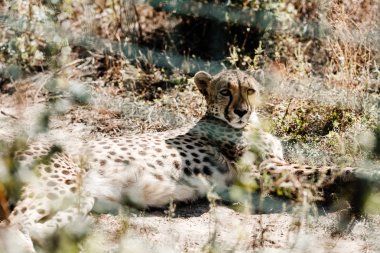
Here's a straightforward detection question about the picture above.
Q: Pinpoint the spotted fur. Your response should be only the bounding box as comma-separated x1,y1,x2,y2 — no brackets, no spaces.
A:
1,69,356,251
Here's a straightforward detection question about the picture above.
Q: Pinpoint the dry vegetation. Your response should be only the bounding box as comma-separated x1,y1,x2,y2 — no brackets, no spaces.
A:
0,0,380,252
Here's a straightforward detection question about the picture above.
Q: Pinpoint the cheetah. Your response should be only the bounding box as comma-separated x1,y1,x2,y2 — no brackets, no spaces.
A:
0,69,359,251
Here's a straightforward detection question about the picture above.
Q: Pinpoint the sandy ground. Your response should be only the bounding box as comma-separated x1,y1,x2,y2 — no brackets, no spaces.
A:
0,78,379,253
89,204,380,253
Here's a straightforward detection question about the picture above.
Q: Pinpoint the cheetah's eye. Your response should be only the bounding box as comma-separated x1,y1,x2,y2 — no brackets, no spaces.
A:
247,89,256,95
219,89,230,96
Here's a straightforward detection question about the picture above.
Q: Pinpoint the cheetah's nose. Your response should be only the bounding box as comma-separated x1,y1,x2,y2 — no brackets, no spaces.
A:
234,109,248,117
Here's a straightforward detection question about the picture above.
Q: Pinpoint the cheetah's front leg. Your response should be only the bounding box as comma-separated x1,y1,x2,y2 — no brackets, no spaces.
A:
7,145,96,248
28,191,95,243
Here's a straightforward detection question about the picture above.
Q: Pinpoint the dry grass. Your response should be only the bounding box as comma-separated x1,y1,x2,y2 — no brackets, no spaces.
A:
0,0,380,252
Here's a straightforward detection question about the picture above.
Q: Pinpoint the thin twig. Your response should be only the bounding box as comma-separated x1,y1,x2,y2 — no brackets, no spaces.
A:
33,73,53,102
131,0,143,43
111,0,122,40
0,110,18,119
282,98,293,121
54,58,86,75
119,0,124,33
33,59,86,102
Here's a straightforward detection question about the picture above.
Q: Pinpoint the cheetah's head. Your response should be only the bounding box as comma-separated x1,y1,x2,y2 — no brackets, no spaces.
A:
194,69,263,129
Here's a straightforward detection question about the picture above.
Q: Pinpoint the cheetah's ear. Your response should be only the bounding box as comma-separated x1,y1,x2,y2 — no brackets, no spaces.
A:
194,71,212,96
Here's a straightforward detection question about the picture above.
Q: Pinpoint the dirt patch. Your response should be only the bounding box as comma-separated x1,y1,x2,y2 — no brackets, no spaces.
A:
88,205,377,253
